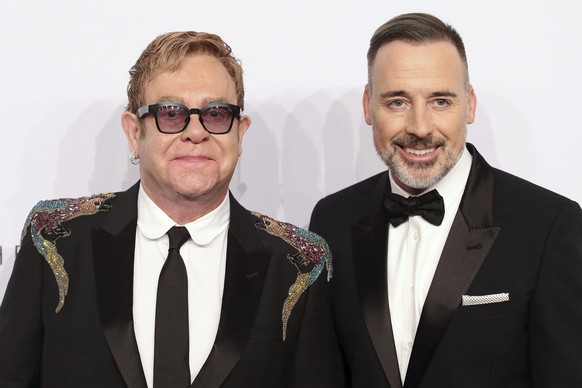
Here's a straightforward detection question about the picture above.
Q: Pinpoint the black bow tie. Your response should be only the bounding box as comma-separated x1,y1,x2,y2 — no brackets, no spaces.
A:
384,189,445,227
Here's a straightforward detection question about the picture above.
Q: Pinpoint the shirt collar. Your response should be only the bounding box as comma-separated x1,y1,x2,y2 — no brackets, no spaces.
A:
137,185,230,245
389,146,472,208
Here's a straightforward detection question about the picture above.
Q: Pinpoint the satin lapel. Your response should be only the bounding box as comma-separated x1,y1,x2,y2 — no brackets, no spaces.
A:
404,145,501,388
353,172,403,388
93,182,147,388
192,194,270,387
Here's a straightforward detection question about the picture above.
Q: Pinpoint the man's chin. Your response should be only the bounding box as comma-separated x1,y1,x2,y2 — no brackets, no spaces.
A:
392,167,443,191
175,183,229,203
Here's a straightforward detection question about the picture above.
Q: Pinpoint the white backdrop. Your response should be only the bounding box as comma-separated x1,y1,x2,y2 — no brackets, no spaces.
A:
1,1,581,301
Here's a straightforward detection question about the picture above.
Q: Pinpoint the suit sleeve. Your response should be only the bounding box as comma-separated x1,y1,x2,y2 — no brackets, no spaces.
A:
286,202,346,387
285,265,347,388
529,200,582,386
0,228,43,388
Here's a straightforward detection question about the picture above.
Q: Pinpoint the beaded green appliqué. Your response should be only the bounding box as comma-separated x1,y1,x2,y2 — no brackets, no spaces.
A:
21,193,116,313
252,212,332,340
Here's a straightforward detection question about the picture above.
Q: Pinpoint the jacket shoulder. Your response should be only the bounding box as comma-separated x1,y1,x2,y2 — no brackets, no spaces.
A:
250,211,332,279
18,191,117,313
250,211,333,340
492,167,578,210
315,171,386,209
21,192,117,242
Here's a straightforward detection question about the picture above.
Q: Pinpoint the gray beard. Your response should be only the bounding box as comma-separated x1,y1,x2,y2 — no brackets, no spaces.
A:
378,146,463,190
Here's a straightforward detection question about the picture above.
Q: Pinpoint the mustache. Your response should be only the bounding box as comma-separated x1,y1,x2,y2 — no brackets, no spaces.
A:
391,134,445,148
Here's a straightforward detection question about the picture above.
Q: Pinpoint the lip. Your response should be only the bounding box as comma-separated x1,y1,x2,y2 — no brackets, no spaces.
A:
396,145,440,162
173,154,213,160
171,155,215,164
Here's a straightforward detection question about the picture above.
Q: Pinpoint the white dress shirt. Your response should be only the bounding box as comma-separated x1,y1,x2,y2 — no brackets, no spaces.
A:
387,148,472,382
132,186,229,387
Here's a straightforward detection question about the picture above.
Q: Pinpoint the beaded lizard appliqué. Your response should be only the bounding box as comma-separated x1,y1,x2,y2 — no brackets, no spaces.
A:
252,212,332,340
21,193,116,313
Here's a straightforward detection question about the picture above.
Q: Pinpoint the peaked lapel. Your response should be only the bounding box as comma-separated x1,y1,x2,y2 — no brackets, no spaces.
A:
92,182,147,388
192,194,271,387
352,172,403,388
404,145,501,388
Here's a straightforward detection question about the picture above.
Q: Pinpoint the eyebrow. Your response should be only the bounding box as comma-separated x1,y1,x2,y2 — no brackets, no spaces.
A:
156,96,230,107
157,96,183,104
429,91,458,98
379,90,459,99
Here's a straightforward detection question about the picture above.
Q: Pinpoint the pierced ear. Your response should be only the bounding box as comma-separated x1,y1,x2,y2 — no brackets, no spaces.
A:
122,111,141,153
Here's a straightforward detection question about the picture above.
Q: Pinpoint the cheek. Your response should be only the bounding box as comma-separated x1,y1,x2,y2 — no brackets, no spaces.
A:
140,136,172,163
434,114,466,138
439,125,467,151
450,118,468,141
371,115,399,142
218,137,243,165
455,126,468,145
372,127,391,152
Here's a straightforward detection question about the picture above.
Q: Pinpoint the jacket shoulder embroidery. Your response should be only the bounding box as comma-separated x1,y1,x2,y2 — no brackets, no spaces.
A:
252,211,332,340
21,193,116,312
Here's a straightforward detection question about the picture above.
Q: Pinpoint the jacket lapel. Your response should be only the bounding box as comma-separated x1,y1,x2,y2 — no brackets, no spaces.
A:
192,194,271,387
93,182,147,388
352,172,403,388
404,145,501,388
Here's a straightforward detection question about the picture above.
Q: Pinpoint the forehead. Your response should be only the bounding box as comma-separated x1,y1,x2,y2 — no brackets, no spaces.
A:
371,40,466,91
144,54,237,104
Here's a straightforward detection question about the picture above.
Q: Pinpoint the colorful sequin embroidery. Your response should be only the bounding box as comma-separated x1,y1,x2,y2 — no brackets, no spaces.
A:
251,212,332,340
21,193,116,313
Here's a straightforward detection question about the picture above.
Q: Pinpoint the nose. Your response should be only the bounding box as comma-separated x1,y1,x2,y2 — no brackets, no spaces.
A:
180,114,209,143
406,105,433,138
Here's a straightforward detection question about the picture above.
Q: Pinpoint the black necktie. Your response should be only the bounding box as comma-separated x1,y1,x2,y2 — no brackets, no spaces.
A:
384,189,445,227
154,226,191,388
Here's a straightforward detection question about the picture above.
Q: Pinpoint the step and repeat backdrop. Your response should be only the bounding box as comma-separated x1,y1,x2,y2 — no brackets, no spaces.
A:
1,1,581,300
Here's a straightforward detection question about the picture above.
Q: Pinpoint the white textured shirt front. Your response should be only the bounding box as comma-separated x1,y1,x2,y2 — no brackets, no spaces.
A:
133,186,229,387
387,148,472,383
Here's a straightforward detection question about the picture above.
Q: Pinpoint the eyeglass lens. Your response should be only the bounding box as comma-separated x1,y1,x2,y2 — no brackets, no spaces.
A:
156,105,235,134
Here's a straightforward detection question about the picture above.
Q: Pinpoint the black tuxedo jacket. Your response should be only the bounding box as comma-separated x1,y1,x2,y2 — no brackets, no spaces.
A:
310,144,582,388
0,183,344,387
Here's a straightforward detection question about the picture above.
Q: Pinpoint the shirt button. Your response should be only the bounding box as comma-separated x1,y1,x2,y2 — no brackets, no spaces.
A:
408,341,413,350
412,231,419,240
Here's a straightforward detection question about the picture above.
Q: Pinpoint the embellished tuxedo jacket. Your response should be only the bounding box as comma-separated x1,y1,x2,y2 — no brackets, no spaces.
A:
0,183,345,388
310,144,582,388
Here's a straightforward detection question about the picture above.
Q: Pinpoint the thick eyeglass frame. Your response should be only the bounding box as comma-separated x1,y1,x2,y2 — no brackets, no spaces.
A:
137,102,242,134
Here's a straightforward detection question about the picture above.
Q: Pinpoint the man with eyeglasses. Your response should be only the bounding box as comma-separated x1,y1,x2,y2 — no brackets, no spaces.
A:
0,31,344,388
310,13,582,387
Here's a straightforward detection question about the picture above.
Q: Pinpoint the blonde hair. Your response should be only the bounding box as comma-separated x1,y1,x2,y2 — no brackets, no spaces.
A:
126,31,245,113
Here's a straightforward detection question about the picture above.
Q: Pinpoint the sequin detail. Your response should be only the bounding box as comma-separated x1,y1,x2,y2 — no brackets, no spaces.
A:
21,193,116,313
251,212,332,340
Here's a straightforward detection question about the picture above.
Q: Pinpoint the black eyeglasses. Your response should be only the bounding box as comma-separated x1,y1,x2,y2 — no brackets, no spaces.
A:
137,102,242,134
